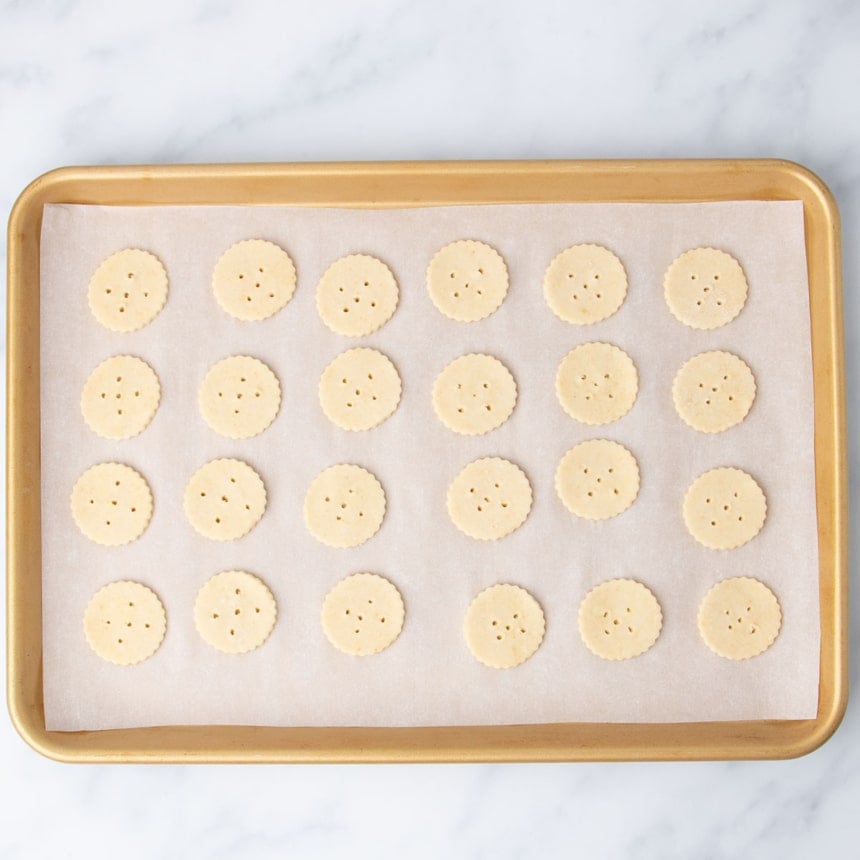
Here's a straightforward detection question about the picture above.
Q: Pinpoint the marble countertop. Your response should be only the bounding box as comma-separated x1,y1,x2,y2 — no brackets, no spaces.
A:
1,1,857,857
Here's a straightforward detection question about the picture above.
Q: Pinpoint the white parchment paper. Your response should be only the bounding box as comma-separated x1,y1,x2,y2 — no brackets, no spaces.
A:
40,200,819,730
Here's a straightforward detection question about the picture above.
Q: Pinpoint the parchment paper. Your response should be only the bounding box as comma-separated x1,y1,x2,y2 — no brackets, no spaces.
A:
40,200,819,730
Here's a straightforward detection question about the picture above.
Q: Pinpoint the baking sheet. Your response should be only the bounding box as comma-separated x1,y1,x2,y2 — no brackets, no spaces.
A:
39,201,819,731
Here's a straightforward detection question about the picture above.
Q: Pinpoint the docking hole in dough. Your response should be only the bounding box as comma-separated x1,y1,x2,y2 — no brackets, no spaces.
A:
321,573,405,656
698,577,781,659
432,353,517,435
578,579,662,660
664,247,748,329
426,240,509,322
317,254,398,336
555,439,640,520
319,347,401,431
87,248,168,332
81,355,160,439
683,467,767,550
556,342,638,425
71,462,153,546
213,239,296,322
544,243,628,325
194,570,277,654
304,464,386,548
84,581,166,665
184,458,267,541
447,457,532,540
672,350,756,433
464,584,546,668
199,355,281,439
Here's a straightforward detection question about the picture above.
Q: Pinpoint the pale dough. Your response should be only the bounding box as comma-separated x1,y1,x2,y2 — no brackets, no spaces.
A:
578,579,662,660
184,458,267,541
555,439,640,520
199,355,281,439
432,353,517,435
426,240,509,322
556,342,638,425
698,577,782,660
321,573,405,656
319,347,401,431
543,243,628,325
87,248,168,332
683,467,767,550
70,462,153,546
80,355,161,440
464,584,545,669
672,350,756,433
304,464,386,548
664,247,748,330
212,239,297,322
193,570,277,654
447,457,532,541
316,254,399,336
83,581,167,666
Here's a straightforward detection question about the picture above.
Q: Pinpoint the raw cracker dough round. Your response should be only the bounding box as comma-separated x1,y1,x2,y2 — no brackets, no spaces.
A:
556,342,638,425
464,584,546,669
664,247,748,330
199,355,281,439
194,570,277,654
83,581,166,666
698,577,782,660
87,248,168,332
184,458,267,541
316,254,398,336
321,573,405,656
543,243,628,325
426,240,509,322
432,353,517,435
319,347,401,431
578,579,662,660
70,462,153,546
672,350,756,433
447,457,532,541
80,355,160,440
304,464,386,548
212,239,296,322
683,467,767,550
555,439,640,520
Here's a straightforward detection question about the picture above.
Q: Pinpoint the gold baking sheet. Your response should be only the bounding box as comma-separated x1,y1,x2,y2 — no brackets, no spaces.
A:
6,160,847,761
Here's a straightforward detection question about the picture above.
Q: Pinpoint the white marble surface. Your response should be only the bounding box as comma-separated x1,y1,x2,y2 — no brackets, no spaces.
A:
1,0,857,856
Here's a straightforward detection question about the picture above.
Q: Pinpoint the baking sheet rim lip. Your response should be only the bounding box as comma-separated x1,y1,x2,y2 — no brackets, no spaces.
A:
7,158,847,763
3,716,846,765
6,156,840,206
